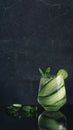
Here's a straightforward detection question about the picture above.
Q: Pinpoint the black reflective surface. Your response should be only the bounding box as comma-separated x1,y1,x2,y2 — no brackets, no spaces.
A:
0,105,73,130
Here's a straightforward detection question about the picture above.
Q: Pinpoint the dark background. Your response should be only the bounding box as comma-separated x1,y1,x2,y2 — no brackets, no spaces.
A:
0,0,73,106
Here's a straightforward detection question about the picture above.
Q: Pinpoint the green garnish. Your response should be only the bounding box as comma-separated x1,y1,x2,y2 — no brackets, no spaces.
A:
39,67,51,78
57,69,68,79
12,104,22,107
6,105,38,118
39,68,44,77
45,67,51,77
22,106,38,112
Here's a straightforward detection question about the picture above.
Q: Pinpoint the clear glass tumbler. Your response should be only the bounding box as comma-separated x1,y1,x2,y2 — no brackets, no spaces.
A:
37,75,67,111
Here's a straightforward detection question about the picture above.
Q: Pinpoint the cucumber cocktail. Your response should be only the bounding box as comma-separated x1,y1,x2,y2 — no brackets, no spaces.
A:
37,67,68,111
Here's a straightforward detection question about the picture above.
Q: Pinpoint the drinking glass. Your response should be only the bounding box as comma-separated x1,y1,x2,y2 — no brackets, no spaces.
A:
37,75,67,111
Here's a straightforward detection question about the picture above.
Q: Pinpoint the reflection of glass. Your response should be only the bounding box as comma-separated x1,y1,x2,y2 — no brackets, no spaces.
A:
38,111,67,130
37,75,67,111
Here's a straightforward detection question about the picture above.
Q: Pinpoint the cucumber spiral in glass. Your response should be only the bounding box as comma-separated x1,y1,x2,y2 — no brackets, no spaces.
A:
37,67,68,111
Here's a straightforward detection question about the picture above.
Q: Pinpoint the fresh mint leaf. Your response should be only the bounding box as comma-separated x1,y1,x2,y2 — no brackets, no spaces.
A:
45,67,51,77
39,68,44,77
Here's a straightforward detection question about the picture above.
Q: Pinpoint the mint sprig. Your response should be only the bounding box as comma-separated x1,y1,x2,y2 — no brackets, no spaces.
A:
39,68,44,77
39,67,51,78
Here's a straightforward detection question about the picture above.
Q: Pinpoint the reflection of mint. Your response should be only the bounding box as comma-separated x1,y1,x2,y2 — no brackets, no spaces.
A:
39,67,51,78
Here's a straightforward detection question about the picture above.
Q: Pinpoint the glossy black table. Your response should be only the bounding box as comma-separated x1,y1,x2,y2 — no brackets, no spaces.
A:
0,105,73,130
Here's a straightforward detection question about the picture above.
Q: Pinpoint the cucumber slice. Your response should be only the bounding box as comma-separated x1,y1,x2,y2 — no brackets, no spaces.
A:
38,75,64,97
57,69,68,80
12,104,22,107
43,97,66,111
38,86,66,106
